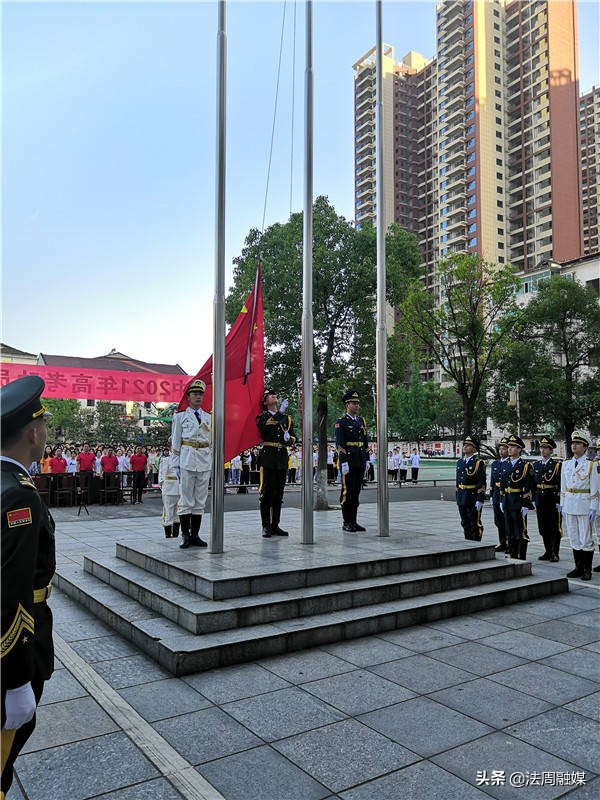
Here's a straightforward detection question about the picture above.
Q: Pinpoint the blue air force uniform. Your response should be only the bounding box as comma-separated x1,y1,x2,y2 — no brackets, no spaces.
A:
533,435,562,562
455,435,486,541
500,434,535,560
335,390,369,532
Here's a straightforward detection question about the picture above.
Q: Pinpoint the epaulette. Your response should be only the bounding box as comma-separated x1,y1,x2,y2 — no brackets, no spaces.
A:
17,472,36,490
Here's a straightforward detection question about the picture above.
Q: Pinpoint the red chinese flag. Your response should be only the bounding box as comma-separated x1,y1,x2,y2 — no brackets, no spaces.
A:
178,265,264,462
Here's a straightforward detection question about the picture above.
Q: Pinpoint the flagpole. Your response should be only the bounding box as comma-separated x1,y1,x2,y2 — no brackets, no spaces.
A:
210,0,226,553
376,0,389,537
301,0,314,545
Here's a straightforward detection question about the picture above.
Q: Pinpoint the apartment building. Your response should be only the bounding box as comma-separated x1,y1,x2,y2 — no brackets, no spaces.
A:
354,0,584,276
580,86,600,256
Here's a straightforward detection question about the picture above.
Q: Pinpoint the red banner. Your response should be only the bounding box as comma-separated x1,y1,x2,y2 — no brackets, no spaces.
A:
0,363,190,403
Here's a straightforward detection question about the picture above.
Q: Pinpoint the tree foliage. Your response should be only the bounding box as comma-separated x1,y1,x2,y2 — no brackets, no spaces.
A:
227,196,422,507
398,253,522,434
489,275,600,444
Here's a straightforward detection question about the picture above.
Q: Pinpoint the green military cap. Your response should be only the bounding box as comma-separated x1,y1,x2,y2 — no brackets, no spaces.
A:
0,375,51,436
506,434,526,449
342,390,360,404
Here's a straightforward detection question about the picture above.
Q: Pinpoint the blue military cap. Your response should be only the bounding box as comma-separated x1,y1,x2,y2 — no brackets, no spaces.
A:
463,434,480,450
0,376,51,436
539,435,556,449
506,433,526,449
499,436,509,447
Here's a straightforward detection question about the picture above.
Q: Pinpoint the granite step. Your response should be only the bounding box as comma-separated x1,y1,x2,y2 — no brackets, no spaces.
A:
83,553,534,634
115,541,501,599
55,564,568,676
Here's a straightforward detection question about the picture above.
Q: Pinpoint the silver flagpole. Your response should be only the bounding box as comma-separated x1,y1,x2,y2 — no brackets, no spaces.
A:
301,0,314,545
211,0,226,553
375,0,389,536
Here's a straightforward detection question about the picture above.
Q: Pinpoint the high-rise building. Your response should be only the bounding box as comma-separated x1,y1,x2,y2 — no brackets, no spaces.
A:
353,0,584,275
580,86,600,255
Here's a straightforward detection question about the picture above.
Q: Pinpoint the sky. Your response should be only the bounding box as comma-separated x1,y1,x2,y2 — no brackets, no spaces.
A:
2,0,599,375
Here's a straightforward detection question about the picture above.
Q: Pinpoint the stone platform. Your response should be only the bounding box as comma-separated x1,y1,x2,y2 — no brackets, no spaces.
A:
55,507,568,676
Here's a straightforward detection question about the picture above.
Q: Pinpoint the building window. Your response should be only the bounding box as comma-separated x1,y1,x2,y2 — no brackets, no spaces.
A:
496,145,502,152
442,247,449,256
467,138,475,149
498,228,504,235
495,76,501,85
497,186,503,194
494,35,500,43
495,90,501,97
467,180,476,190
441,234,449,243
87,399,95,407
497,200,502,207
467,96,475,107
468,195,476,205
467,152,475,163
466,124,476,135
498,256,505,263
496,172,502,179
468,209,476,219
498,243,504,249
466,109,475,121
467,166,476,176
466,82,474,92
496,158,503,165
466,68,474,79
469,237,477,247
497,214,503,221
441,193,449,202
468,222,477,233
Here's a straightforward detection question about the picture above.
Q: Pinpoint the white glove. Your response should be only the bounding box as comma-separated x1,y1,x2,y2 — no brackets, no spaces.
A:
174,467,181,479
341,462,349,475
283,431,290,442
499,502,504,513
522,507,528,518
556,504,562,513
590,509,597,523
4,682,36,729
279,399,289,413
475,501,483,512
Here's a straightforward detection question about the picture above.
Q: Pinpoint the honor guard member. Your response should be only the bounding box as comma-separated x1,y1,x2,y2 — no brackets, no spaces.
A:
455,434,486,541
560,431,600,581
256,390,296,538
335,390,369,532
490,436,510,552
1,377,55,798
533,435,562,562
158,442,180,539
171,379,212,549
500,434,535,560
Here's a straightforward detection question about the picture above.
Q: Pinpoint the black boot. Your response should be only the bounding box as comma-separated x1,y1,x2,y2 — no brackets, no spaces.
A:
179,514,191,549
271,504,288,536
518,541,528,561
260,501,272,537
594,546,600,572
581,550,593,581
353,517,366,532
172,522,180,539
164,525,172,539
566,549,584,578
190,515,207,547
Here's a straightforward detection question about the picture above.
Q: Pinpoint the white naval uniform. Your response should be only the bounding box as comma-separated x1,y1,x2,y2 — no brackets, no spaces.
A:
158,454,180,526
171,406,212,516
560,456,600,552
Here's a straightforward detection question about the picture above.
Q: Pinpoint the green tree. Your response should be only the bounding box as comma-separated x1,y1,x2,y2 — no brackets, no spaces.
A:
489,275,600,444
398,253,522,434
95,401,137,444
227,196,421,508
42,398,95,443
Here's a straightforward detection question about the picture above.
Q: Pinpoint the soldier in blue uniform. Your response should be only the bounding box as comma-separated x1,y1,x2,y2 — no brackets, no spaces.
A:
455,434,486,541
256,390,296,538
335,390,369,532
499,434,535,560
490,436,510,552
533,435,562,562
1,376,55,797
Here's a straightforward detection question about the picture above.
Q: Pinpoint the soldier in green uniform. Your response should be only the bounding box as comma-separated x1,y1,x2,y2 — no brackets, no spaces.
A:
256,390,297,538
1,376,55,797
335,390,369,532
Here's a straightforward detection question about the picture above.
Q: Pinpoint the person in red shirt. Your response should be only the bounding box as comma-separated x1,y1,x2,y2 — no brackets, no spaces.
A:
76,444,96,473
129,446,148,504
100,447,119,474
49,447,67,474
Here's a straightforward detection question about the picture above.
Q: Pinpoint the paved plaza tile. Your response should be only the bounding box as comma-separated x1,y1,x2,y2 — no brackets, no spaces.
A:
541,647,600,680
273,719,420,794
23,696,119,752
16,733,160,800
319,635,415,666
427,616,511,640
258,650,356,683
378,625,469,651
84,778,186,799
301,669,416,715
564,690,600,722
222,686,347,741
183,662,291,703
478,630,572,660
432,732,593,800
358,696,493,757
39,667,88,705
339,761,490,800
488,662,600,705
506,708,600,774
429,678,553,728
370,653,477,693
198,744,330,800
426,642,527,676
152,706,262,765
71,634,141,662
521,619,600,647
92,654,171,689
119,677,213,722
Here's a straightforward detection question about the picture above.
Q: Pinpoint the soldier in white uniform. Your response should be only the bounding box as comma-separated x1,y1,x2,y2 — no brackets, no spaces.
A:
158,444,180,539
171,379,212,549
560,431,600,581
